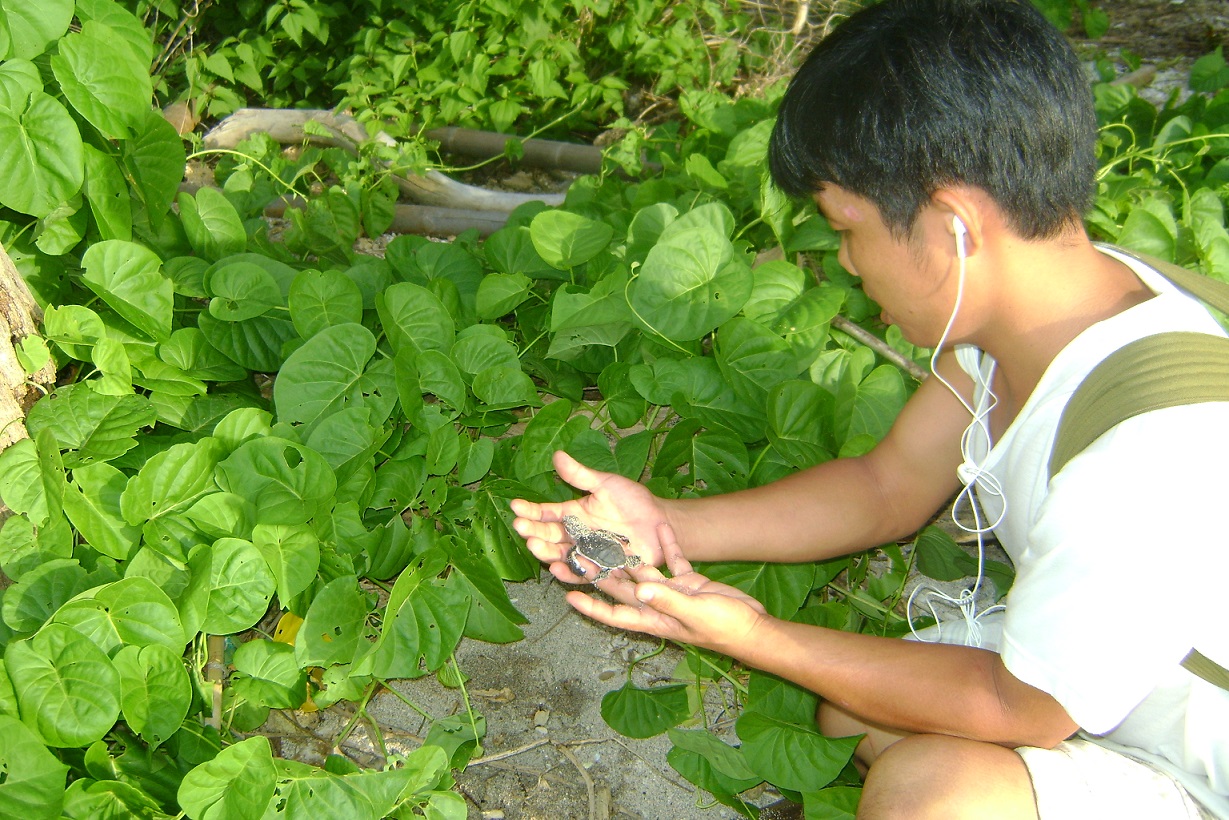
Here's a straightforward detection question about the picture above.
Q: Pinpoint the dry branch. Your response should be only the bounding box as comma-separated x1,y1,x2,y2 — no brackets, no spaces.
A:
203,108,566,212
0,242,56,454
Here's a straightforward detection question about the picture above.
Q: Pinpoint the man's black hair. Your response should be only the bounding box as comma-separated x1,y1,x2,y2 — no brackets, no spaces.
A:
768,0,1098,239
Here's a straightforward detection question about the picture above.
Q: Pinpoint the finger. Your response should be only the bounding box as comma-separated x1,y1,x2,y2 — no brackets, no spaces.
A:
625,561,670,585
634,580,696,620
509,497,573,526
523,534,570,564
553,450,612,494
591,571,645,607
657,522,694,577
566,589,667,636
546,560,593,586
513,516,569,548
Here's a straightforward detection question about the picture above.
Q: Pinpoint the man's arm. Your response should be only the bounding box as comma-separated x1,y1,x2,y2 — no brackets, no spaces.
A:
737,616,1078,749
664,351,975,563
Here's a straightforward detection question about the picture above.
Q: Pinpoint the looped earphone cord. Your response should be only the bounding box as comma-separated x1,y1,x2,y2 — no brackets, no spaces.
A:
906,216,1007,648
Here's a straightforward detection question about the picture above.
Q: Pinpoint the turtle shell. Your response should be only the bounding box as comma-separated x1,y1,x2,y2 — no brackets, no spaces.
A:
563,514,640,575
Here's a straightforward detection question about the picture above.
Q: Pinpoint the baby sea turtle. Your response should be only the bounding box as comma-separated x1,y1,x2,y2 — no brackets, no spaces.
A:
562,514,641,582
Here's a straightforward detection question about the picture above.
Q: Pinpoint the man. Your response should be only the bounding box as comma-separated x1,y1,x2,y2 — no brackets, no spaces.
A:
512,0,1229,816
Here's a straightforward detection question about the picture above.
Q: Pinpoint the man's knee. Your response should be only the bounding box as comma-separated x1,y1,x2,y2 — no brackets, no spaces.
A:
859,735,1037,820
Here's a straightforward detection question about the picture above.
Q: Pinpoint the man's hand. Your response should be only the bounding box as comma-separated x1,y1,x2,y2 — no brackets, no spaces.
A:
564,523,770,657
511,451,669,583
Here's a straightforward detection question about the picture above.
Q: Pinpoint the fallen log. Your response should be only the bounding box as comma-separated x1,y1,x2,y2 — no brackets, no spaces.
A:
0,242,57,453
262,196,509,238
202,108,566,212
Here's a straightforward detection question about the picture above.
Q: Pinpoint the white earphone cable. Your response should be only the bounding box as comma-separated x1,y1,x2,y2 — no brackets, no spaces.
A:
907,217,1007,648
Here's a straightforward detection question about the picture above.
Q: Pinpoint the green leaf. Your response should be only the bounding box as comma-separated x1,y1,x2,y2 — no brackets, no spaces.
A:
50,21,152,140
252,524,320,603
717,317,804,408
472,365,542,409
746,669,819,726
112,643,192,749
0,90,83,218
2,559,88,633
629,225,752,341
35,197,86,255
1116,198,1177,261
120,438,225,526
289,268,364,339
476,272,532,319
376,281,455,356
206,261,284,321
63,462,141,560
445,538,528,643
368,553,468,678
51,576,187,656
600,682,690,738
514,399,584,480
294,575,370,668
232,639,306,709
1190,47,1229,93
691,431,750,495
81,240,173,341
6,623,121,747
470,491,538,581
736,711,860,793
61,778,170,819
122,111,186,233
667,728,759,781
529,210,614,270
178,736,277,820
178,187,247,262
666,746,760,815
83,143,133,241
0,714,68,819
0,58,41,111
0,0,73,60
702,561,815,620
273,323,395,429
187,538,276,635
158,328,249,383
216,437,337,526
26,383,156,468
775,286,845,367
833,365,907,448
0,439,49,524
767,380,835,470
197,313,297,373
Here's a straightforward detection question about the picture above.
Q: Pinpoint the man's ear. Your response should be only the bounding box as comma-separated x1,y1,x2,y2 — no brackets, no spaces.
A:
930,187,985,257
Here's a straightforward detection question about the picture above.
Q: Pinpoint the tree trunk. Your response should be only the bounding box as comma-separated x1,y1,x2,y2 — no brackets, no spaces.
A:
0,242,56,454
203,108,566,212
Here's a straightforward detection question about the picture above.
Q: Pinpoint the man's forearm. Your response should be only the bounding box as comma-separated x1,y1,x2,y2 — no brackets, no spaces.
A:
730,617,1078,749
659,456,945,564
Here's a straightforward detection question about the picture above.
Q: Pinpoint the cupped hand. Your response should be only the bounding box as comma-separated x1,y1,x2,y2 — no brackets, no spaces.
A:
510,450,669,583
567,523,770,657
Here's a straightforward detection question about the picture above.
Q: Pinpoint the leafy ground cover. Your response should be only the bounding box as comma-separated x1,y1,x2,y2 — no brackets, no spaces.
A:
0,1,1227,817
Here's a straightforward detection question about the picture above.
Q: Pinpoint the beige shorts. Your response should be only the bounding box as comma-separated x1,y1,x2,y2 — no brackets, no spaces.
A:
1016,738,1216,820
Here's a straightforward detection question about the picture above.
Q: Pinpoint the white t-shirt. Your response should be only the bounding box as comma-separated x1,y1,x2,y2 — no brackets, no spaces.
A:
953,246,1229,807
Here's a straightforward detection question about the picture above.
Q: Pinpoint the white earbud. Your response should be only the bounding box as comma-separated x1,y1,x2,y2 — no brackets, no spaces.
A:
953,215,967,260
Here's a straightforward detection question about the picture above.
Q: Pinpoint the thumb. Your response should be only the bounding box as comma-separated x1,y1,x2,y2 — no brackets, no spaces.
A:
553,450,608,494
635,582,688,614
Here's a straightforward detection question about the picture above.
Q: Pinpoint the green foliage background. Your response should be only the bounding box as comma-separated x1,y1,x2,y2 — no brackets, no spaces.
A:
0,1,1227,817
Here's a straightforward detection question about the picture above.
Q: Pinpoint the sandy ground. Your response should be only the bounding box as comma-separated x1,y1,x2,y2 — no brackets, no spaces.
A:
266,571,762,820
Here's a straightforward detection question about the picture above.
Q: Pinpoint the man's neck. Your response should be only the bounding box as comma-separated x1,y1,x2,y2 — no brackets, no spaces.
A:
972,237,1154,415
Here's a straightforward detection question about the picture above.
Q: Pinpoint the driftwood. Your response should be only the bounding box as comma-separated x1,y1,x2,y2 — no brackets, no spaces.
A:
262,196,509,238
203,108,565,212
0,243,56,453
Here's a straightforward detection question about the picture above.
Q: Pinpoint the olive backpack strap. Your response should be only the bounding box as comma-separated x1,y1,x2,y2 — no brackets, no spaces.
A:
1049,247,1229,691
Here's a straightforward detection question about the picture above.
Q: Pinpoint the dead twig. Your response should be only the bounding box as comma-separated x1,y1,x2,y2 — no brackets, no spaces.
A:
831,315,929,382
557,743,601,820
